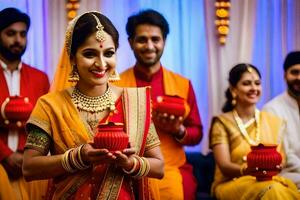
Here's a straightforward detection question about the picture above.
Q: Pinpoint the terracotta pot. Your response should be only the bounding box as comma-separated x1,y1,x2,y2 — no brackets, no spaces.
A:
152,95,186,116
247,143,282,181
1,96,33,123
94,122,129,152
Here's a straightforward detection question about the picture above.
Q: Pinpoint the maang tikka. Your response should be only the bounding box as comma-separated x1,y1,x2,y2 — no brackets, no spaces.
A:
91,14,106,46
91,14,120,82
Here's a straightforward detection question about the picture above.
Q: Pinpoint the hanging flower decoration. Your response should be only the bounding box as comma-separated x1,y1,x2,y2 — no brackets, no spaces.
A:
66,0,80,21
215,0,231,45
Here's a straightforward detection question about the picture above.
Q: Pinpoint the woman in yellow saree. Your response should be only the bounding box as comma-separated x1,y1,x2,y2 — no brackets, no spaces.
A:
209,63,300,200
22,11,164,200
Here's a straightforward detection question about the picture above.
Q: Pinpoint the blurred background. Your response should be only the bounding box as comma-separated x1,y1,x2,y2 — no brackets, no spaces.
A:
1,0,299,153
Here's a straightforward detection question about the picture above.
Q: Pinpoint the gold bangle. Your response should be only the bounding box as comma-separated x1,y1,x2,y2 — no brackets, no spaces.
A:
123,156,138,174
240,164,246,176
61,149,76,173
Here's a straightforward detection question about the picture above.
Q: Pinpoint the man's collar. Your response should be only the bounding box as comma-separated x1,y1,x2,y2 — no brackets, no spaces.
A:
287,89,300,105
0,58,22,71
134,65,163,82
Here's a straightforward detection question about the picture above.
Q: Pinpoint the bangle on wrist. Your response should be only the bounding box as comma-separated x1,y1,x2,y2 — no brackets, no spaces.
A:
123,156,138,174
240,164,247,176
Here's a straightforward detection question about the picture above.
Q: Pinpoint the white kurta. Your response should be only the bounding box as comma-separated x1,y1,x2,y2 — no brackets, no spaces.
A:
263,91,300,188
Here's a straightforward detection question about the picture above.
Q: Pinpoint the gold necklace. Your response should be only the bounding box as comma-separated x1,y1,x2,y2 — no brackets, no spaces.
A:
72,87,115,113
233,108,260,145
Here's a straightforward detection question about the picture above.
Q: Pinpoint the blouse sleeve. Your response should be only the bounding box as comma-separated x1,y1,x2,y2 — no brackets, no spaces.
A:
145,122,160,151
25,125,51,155
209,117,229,149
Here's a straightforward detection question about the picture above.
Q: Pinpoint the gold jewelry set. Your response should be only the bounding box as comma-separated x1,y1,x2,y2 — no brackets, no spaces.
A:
72,87,115,113
233,108,260,146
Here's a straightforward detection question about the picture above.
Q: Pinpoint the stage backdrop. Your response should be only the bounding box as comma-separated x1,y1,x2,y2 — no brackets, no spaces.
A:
1,0,299,153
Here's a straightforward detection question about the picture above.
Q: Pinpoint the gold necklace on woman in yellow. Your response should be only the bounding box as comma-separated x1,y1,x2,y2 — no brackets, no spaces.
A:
233,108,260,146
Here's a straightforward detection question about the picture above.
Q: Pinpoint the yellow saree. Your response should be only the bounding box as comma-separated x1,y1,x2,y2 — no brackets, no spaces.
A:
0,164,48,200
27,87,159,200
209,111,300,200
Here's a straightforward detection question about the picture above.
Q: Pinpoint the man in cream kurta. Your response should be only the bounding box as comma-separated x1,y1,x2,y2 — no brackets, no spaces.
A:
263,51,300,188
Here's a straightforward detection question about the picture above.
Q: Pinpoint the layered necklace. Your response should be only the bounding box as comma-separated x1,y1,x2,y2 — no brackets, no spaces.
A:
233,108,260,146
71,87,116,113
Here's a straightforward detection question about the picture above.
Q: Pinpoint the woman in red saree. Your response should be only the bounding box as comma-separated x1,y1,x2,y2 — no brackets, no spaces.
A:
22,11,164,200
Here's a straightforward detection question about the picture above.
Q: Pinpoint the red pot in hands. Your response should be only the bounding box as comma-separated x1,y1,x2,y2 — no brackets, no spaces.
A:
94,122,129,152
247,143,282,181
1,96,33,127
152,95,186,117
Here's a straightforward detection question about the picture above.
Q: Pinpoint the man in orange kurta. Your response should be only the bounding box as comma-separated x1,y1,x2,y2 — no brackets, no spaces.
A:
0,7,49,200
115,9,203,200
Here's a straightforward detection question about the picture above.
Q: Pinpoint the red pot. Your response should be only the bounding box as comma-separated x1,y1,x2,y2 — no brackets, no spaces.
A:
152,95,186,116
1,96,33,123
247,143,282,181
94,122,129,152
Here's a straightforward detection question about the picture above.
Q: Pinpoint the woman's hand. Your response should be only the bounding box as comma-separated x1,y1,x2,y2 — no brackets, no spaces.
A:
81,143,116,165
113,147,136,170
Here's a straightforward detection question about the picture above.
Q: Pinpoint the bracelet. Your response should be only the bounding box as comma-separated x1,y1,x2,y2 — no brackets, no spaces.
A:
61,145,91,173
61,149,77,173
132,156,151,178
123,156,138,174
240,164,247,176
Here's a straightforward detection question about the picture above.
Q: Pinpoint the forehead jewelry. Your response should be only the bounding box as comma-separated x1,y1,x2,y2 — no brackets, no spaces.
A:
91,14,106,48
246,64,253,73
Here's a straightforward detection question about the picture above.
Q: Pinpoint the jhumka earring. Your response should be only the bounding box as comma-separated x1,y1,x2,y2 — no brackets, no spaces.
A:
68,65,80,82
108,70,120,82
231,92,237,106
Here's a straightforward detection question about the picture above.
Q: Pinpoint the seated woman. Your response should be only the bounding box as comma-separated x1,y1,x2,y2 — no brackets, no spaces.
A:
22,11,164,200
209,63,300,199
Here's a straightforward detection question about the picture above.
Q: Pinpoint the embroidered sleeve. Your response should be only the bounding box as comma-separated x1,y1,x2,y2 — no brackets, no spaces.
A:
25,125,51,155
145,122,160,151
209,117,229,148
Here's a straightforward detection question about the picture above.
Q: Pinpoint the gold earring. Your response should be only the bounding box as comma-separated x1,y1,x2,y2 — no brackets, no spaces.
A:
68,65,80,82
108,70,120,82
231,92,237,106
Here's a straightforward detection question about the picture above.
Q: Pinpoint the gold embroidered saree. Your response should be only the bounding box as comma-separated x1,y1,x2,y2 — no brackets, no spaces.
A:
27,87,160,200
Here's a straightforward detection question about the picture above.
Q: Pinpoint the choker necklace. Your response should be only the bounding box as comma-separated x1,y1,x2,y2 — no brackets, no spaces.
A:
72,87,115,113
233,108,260,146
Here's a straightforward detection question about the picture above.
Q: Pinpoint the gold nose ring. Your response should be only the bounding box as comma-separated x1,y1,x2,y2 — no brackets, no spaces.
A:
95,62,100,67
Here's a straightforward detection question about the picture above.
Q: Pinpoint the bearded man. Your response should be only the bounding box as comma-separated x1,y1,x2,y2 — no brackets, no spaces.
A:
263,51,300,189
115,9,203,200
0,7,49,200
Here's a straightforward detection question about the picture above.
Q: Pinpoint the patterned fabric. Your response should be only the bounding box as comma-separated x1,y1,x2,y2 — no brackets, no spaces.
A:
115,66,202,200
25,126,51,155
26,87,159,200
